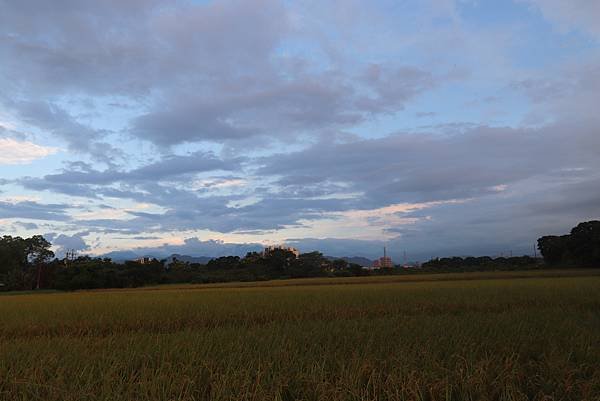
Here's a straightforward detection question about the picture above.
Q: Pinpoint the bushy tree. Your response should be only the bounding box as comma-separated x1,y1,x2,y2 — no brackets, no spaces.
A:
537,221,600,267
537,235,570,265
0,235,54,290
569,221,600,266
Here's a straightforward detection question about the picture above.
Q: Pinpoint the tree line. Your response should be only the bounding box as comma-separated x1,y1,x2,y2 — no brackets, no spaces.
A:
420,255,539,271
1,220,598,291
0,244,375,291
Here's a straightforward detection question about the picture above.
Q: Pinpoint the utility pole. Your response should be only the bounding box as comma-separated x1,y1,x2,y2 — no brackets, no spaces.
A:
64,249,77,268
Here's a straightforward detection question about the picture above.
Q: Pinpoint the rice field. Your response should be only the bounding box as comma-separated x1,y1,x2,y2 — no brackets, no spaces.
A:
1,270,599,400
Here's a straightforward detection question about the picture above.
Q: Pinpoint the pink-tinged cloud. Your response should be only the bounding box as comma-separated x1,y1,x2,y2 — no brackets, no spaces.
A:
0,138,56,165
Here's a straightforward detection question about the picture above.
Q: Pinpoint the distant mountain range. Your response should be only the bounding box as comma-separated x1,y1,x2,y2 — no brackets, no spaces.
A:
326,256,374,266
99,250,141,262
98,251,212,264
99,251,374,266
165,254,213,264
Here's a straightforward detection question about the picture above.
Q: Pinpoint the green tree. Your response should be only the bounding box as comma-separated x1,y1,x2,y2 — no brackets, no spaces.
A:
0,236,28,275
25,235,54,289
537,235,570,266
568,221,600,266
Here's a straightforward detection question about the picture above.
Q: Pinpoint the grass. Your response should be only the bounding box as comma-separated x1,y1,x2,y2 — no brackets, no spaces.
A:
0,270,599,400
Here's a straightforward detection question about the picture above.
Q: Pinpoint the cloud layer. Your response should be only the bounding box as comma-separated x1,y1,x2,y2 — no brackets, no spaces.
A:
1,0,599,260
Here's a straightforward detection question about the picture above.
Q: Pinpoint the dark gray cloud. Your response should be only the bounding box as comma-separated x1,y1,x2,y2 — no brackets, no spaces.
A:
20,151,240,188
0,0,293,154
4,100,121,164
259,121,600,207
514,60,600,124
1,0,451,149
415,112,437,118
72,194,354,235
130,63,445,146
12,221,39,230
0,201,71,221
355,65,438,113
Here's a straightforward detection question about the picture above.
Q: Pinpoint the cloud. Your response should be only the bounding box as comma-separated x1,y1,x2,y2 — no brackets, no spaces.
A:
15,115,600,245
13,221,39,230
0,0,458,154
27,151,240,186
0,138,56,164
68,194,354,235
0,200,71,221
259,121,600,207
1,0,599,260
4,100,121,164
1,0,456,150
131,63,447,146
45,231,91,258
355,64,438,113
522,0,600,40
0,0,290,154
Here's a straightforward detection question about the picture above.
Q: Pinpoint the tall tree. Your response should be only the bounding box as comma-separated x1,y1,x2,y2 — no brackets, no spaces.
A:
537,235,569,265
569,221,600,266
25,235,54,289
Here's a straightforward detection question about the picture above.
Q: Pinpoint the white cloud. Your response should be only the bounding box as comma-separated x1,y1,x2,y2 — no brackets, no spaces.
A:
0,138,57,165
286,200,467,241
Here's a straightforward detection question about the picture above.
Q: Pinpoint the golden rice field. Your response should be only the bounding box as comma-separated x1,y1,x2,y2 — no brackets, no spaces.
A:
1,270,599,401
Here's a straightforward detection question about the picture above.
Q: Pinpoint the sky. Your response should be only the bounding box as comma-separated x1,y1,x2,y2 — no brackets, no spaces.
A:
1,0,599,261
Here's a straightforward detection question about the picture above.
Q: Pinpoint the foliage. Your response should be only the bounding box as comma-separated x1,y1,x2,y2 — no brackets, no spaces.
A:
421,255,538,271
538,220,600,266
538,235,571,265
1,244,364,291
0,235,54,290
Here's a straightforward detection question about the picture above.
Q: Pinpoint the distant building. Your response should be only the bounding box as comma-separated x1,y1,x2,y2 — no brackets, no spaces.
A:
263,244,300,258
372,246,394,268
135,257,154,264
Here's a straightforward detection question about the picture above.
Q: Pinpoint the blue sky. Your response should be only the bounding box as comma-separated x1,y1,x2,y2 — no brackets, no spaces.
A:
1,0,599,261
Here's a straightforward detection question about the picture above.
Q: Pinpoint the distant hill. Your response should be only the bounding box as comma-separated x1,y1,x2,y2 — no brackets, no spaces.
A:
165,254,213,264
99,251,213,264
99,250,142,262
327,256,374,266
101,252,372,266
